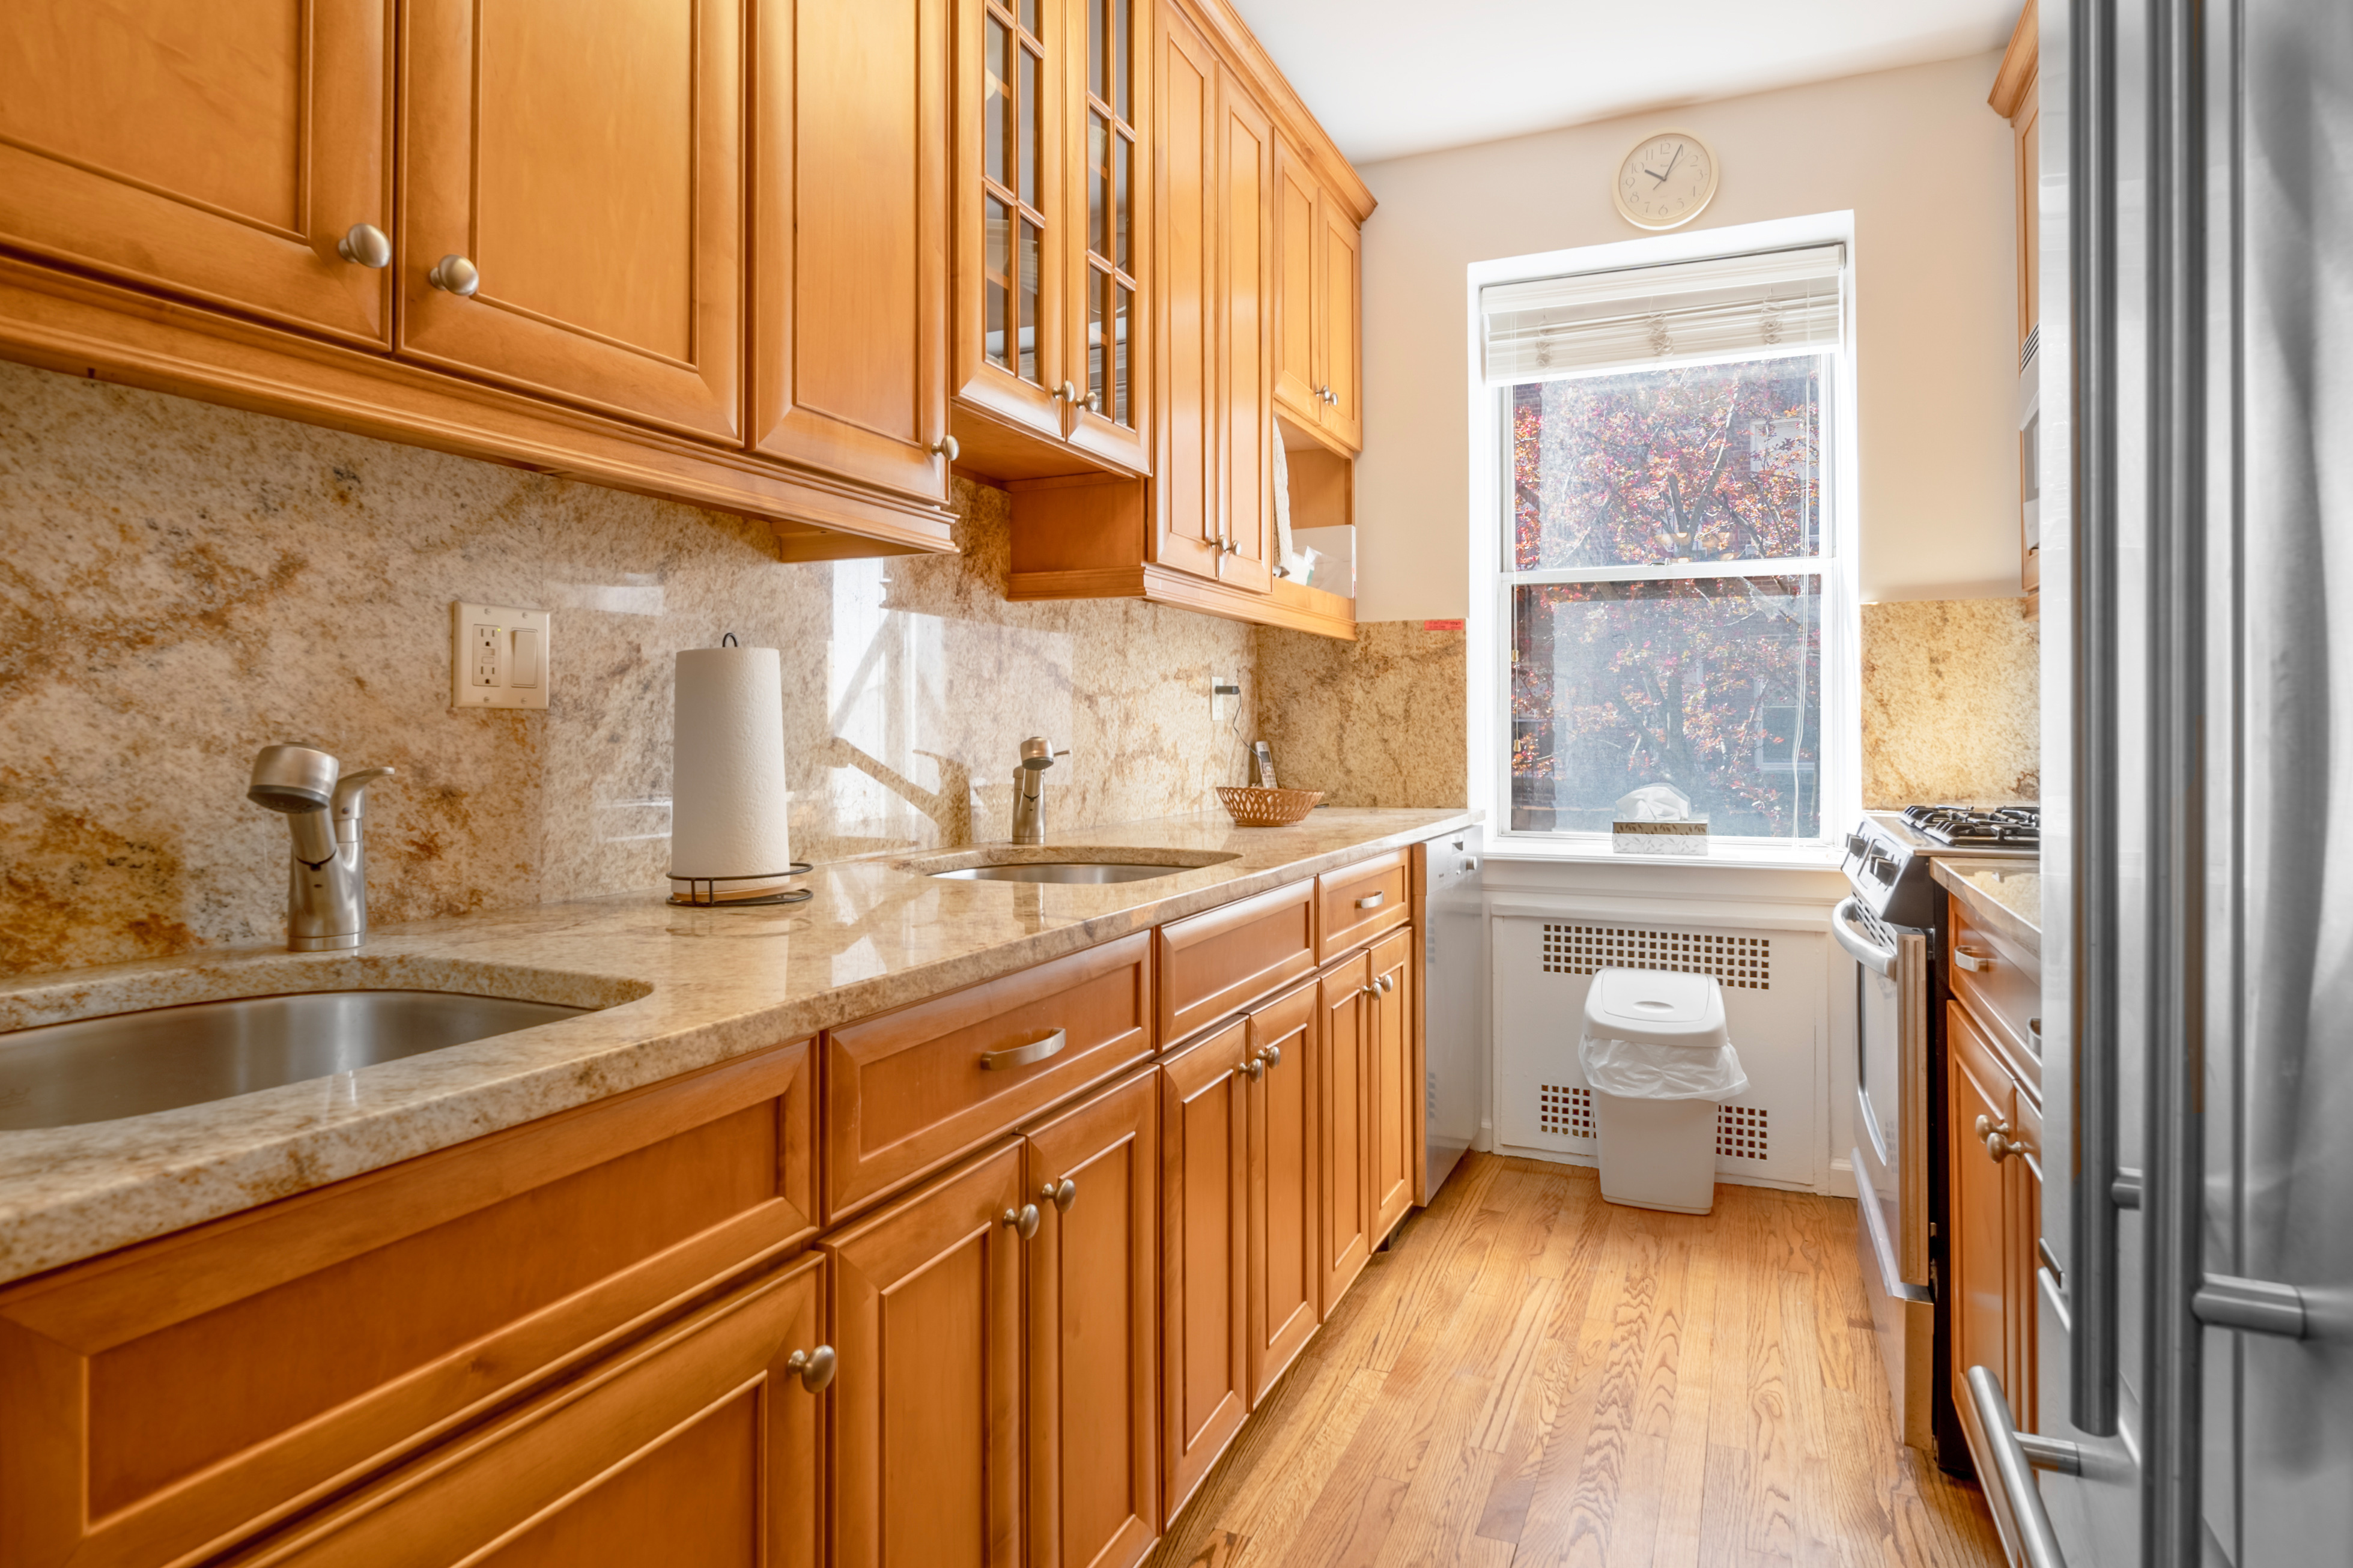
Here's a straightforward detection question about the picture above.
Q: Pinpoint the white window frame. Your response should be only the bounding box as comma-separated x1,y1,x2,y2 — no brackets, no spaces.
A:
1463,211,1862,866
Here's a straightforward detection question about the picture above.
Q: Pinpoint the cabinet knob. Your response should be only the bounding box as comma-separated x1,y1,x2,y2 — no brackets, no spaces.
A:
1085,390,1102,414
1054,380,1079,402
1975,1114,2032,1163
1258,1043,1282,1071
428,254,481,297
336,223,392,269
786,1344,837,1394
1002,1203,1042,1240
1242,1056,1265,1081
1043,1177,1078,1212
931,435,960,462
1374,974,1395,996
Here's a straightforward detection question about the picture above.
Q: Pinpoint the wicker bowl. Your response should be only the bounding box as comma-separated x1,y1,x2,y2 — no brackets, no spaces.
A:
1215,786,1324,827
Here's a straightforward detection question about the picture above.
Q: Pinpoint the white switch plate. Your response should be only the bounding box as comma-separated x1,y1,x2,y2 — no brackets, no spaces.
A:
451,602,551,710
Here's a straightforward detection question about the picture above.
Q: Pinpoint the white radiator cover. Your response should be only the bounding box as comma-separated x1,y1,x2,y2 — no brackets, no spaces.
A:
1493,913,1827,1190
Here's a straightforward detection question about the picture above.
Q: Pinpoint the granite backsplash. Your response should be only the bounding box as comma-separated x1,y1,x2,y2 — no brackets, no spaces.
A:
0,362,1255,978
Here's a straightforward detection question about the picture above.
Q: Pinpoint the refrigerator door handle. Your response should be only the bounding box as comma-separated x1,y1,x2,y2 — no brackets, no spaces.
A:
2193,1275,2310,1340
1967,1366,2080,1568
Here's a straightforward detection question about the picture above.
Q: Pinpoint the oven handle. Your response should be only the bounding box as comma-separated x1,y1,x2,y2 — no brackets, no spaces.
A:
1831,897,1898,978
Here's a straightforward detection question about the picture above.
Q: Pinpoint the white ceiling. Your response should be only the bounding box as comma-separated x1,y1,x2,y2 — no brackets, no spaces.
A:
1227,0,2021,166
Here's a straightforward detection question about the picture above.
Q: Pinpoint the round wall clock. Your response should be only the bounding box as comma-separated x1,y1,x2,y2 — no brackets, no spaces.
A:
1612,130,1719,230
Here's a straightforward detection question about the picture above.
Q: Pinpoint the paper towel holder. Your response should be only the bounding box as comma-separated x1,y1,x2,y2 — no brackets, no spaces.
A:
666,865,815,908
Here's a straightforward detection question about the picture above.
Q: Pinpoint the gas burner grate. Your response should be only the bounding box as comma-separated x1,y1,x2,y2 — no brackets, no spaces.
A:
1900,804,2041,847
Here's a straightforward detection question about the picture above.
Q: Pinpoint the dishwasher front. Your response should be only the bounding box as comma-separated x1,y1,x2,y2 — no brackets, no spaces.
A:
1417,825,1484,1200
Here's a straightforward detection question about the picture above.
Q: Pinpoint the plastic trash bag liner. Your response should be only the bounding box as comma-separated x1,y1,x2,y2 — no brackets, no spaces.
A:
1577,1034,1749,1101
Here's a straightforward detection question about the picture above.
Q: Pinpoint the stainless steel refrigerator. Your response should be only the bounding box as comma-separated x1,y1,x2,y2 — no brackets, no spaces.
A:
1997,2,2353,1566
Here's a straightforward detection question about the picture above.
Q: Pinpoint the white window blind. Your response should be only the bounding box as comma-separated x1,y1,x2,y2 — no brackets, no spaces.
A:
1481,244,1844,384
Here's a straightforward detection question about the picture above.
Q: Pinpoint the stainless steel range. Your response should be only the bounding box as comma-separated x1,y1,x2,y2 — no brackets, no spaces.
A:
1833,806,2038,1460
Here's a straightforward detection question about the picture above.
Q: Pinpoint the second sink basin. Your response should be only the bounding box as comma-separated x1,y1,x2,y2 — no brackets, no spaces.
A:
910,847,1241,885
0,990,593,1131
932,862,1191,884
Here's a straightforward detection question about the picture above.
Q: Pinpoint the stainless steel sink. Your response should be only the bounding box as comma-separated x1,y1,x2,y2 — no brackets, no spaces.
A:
930,861,1195,884
0,990,591,1131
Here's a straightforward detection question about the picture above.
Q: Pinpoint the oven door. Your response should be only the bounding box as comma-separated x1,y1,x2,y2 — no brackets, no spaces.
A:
1834,897,1930,1287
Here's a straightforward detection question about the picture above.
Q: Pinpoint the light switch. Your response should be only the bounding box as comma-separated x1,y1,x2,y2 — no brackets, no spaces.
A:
451,602,551,710
509,628,541,688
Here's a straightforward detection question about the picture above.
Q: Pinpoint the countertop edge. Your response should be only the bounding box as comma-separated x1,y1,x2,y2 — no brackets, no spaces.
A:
1930,857,2043,956
0,808,1477,1287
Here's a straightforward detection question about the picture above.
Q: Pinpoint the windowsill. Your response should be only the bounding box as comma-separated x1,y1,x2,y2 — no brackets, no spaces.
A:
1484,832,1846,871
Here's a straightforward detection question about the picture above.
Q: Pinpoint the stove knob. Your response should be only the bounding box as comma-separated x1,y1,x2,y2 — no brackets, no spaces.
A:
1869,850,1897,883
1845,832,1869,859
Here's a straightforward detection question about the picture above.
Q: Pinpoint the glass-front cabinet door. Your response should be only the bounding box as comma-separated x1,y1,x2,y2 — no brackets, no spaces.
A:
950,0,1147,478
953,0,1063,444
1061,0,1149,473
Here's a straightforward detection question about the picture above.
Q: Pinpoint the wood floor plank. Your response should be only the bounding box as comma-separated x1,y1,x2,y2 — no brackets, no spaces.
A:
1152,1155,2006,1568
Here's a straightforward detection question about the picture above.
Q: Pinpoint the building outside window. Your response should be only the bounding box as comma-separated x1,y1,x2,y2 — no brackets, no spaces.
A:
1475,237,1854,850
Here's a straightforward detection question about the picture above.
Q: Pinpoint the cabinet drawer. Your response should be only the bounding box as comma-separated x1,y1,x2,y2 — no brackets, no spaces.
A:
825,933,1153,1221
229,1251,827,1568
1949,899,2041,1092
1316,850,1409,962
1157,879,1316,1044
0,1038,816,1568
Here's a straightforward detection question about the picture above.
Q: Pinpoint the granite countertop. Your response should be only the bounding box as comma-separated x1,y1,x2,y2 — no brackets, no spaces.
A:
0,807,1477,1287
1931,858,2042,955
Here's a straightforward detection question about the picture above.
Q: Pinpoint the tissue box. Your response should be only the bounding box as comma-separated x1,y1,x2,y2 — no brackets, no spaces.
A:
1612,820,1709,856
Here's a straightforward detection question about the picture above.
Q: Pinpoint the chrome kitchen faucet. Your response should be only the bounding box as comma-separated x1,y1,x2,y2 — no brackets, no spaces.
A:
247,745,395,951
1010,737,1069,845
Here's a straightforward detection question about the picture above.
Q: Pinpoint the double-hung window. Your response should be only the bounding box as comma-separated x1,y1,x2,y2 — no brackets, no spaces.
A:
1480,243,1851,847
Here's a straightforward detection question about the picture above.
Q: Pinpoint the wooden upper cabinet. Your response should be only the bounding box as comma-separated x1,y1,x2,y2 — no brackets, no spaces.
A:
827,1141,1027,1568
1213,68,1275,595
1990,0,2039,362
1317,196,1362,450
949,0,1152,480
1269,138,1361,453
1023,1070,1159,1568
751,0,953,503
1271,141,1320,422
1153,2,1222,580
399,0,743,441
1066,0,1153,473
0,0,393,345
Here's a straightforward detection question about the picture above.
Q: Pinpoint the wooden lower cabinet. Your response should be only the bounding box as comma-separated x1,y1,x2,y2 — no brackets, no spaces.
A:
1314,949,1374,1316
1024,1071,1161,1568
827,1140,1028,1568
1367,928,1415,1241
226,1252,829,1567
1948,997,2040,1471
1157,1018,1252,1523
1245,978,1319,1407
0,1040,816,1568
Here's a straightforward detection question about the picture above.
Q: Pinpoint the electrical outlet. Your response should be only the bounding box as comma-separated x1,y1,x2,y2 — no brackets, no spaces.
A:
1210,673,1240,723
452,602,551,710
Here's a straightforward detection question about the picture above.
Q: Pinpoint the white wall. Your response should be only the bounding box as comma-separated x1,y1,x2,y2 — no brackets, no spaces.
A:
1352,52,2019,621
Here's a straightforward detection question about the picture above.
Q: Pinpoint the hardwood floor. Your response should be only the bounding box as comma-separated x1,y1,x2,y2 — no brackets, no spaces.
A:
1146,1154,2006,1568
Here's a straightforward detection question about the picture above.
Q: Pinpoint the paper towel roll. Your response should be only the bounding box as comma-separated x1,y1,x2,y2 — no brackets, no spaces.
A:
669,645,794,899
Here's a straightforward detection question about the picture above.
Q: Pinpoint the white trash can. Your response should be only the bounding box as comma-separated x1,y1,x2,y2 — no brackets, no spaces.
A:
1579,968,1748,1214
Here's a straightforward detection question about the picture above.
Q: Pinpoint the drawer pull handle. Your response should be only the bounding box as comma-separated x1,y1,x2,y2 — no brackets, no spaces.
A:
1043,1177,1078,1212
786,1345,837,1394
1954,946,1991,973
1003,1203,1042,1240
1355,892,1385,910
980,1028,1066,1071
